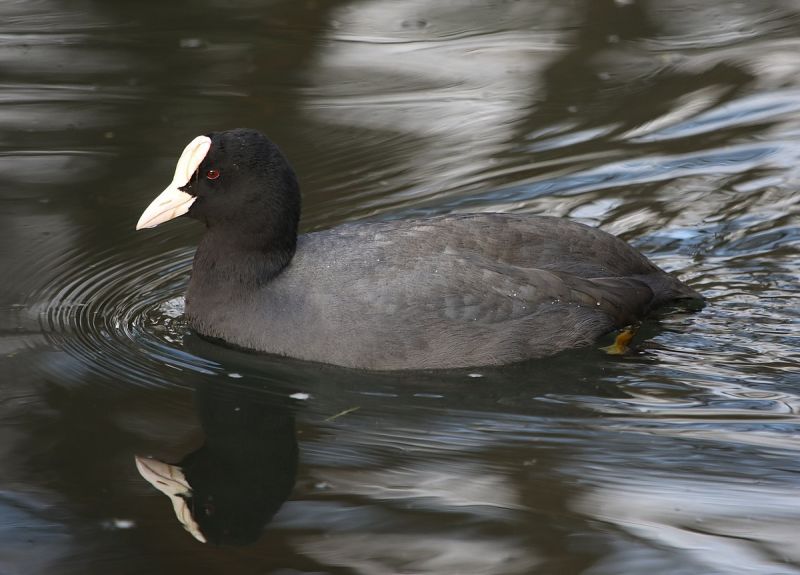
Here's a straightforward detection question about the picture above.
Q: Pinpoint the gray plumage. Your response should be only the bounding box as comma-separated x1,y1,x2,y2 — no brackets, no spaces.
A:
145,129,702,370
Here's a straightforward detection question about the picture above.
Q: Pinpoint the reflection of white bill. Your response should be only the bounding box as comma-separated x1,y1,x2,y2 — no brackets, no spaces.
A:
135,455,207,543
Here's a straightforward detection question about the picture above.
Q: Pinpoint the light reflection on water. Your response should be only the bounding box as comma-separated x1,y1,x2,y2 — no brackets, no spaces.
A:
1,0,799,573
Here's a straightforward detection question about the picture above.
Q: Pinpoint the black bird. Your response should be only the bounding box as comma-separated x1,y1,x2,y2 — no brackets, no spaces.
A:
137,129,702,369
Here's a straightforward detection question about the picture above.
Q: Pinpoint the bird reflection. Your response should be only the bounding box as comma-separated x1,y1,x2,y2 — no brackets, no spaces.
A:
136,380,298,545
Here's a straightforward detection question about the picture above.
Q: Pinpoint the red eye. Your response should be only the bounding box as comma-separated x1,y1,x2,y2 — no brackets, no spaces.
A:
206,169,220,180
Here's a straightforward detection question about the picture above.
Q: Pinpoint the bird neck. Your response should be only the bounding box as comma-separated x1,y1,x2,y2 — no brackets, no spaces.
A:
191,225,297,291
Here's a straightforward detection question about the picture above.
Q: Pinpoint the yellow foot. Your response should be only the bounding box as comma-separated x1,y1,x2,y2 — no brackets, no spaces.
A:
601,325,638,355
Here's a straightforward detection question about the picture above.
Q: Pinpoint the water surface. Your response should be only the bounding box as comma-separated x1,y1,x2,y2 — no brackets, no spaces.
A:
1,1,799,574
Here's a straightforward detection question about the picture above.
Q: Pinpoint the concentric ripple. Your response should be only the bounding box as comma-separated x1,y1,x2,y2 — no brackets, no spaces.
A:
39,245,220,388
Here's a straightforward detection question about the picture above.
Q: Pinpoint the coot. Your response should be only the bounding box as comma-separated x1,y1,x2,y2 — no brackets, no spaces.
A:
137,129,701,370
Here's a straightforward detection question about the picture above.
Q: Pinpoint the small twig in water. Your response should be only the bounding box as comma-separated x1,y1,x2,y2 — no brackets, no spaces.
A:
324,406,361,422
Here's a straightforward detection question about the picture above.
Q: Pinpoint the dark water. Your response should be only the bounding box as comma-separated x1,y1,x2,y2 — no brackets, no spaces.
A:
2,0,799,573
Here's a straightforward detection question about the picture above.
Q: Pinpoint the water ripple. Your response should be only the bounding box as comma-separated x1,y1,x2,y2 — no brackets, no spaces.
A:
37,246,218,387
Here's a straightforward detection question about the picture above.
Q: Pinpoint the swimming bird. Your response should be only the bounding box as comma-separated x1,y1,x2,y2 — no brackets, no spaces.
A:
136,128,702,370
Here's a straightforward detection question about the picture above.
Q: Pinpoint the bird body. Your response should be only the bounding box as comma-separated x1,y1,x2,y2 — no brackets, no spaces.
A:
137,129,702,370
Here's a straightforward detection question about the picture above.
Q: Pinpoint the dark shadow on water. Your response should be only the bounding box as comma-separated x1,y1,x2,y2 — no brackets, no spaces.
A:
182,330,635,411
136,378,298,546
130,332,641,548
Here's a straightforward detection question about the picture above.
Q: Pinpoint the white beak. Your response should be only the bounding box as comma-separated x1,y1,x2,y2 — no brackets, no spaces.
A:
136,135,212,230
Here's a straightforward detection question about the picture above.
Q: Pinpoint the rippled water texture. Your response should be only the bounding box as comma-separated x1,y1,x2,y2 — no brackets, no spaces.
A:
2,1,799,574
